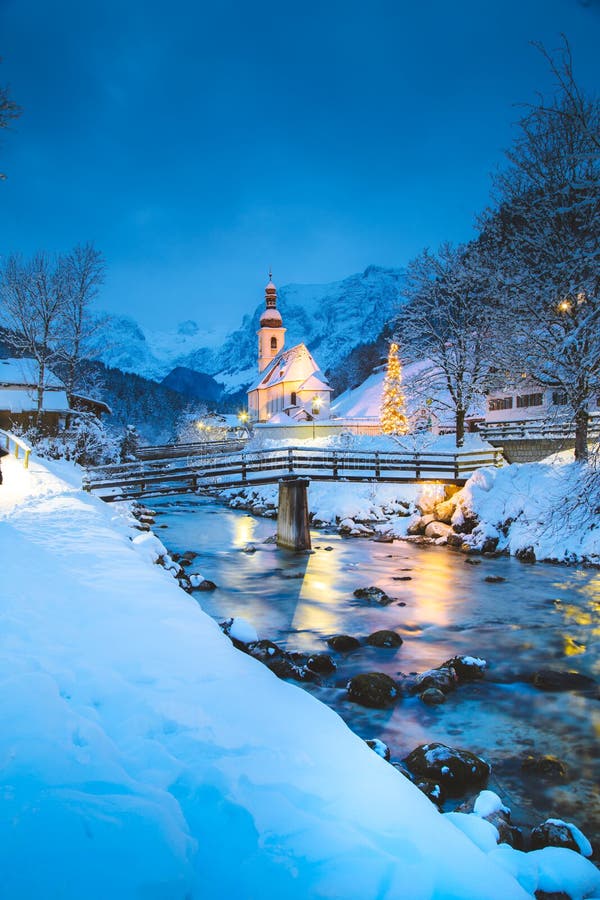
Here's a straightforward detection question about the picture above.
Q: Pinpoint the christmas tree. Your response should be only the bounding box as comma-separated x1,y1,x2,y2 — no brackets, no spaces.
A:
380,342,409,435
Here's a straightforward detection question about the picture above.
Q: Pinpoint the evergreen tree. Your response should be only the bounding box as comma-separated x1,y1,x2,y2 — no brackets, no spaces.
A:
380,342,409,435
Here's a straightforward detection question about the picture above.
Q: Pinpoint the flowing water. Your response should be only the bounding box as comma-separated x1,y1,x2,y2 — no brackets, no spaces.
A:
150,494,600,842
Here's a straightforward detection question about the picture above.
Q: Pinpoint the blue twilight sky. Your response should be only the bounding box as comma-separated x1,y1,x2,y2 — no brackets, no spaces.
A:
0,0,598,333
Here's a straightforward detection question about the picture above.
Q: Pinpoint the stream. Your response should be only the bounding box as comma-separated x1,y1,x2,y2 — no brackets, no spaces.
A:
149,493,600,843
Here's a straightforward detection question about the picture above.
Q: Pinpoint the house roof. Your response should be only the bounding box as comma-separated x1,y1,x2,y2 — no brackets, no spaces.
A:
0,387,71,414
0,358,65,389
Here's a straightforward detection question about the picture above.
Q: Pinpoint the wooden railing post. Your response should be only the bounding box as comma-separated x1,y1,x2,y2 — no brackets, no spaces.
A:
288,448,294,473
415,452,421,479
374,452,380,479
332,451,338,479
454,454,459,480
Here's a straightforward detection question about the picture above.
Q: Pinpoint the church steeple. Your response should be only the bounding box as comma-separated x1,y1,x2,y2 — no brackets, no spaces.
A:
257,271,286,372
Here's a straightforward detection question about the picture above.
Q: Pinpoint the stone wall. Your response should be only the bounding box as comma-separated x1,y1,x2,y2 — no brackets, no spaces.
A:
488,438,574,463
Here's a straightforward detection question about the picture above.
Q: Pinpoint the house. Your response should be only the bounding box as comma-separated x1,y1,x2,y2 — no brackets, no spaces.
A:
247,275,332,423
0,358,110,433
485,380,600,425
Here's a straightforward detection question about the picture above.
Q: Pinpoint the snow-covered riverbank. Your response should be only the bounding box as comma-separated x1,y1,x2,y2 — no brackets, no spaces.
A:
224,439,600,565
0,455,598,898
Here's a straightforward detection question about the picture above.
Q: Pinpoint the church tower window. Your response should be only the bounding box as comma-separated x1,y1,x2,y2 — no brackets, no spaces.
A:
270,336,277,350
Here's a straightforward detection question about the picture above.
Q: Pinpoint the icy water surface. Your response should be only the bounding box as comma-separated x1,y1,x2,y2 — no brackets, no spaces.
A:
151,494,600,842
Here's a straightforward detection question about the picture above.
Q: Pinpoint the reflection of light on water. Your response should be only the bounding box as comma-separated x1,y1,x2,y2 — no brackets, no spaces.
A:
290,553,342,635
311,581,327,592
233,515,255,548
406,548,455,628
564,635,586,656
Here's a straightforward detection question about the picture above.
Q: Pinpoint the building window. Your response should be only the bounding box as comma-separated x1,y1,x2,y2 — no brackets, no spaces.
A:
552,391,568,406
290,391,297,406
270,337,277,350
488,397,513,411
516,393,543,408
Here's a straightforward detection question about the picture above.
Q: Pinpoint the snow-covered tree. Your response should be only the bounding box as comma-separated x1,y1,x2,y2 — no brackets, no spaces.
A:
0,252,66,427
380,342,409,435
1,63,20,180
478,39,600,460
119,424,140,462
398,242,497,446
59,243,105,397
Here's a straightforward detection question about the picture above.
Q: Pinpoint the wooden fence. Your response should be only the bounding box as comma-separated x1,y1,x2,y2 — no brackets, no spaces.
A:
83,445,505,502
136,438,247,460
0,429,32,469
480,415,600,442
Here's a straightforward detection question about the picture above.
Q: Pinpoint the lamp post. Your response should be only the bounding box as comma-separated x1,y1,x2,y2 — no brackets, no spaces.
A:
237,410,249,437
311,395,322,440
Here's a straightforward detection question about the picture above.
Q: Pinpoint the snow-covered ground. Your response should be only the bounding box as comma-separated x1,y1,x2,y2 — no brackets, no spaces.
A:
456,456,600,564
331,361,486,429
1,454,598,899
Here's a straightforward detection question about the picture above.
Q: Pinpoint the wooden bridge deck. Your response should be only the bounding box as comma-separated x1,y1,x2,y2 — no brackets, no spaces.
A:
83,445,505,502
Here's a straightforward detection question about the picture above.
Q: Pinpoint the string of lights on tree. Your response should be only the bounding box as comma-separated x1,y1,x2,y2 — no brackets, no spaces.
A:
380,342,409,436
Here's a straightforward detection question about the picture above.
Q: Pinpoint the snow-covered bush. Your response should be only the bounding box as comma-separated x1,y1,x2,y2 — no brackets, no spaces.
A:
119,424,140,462
15,415,118,467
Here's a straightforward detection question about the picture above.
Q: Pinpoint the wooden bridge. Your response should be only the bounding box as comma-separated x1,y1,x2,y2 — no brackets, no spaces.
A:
83,444,505,502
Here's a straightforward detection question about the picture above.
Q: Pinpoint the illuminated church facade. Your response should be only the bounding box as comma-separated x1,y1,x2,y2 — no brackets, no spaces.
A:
247,275,332,424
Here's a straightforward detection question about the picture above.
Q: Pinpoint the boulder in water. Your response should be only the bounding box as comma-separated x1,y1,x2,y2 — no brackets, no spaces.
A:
346,672,400,708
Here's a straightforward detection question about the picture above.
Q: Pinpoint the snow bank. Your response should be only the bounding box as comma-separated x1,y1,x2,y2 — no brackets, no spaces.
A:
0,454,534,899
456,459,600,564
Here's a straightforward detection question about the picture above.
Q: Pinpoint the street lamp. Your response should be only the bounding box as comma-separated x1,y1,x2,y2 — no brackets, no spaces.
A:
311,395,322,440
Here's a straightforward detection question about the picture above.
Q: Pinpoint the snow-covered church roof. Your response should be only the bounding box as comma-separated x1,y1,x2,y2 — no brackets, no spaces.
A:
248,343,332,393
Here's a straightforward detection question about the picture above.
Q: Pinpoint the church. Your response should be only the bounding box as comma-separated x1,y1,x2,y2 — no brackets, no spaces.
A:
247,275,332,424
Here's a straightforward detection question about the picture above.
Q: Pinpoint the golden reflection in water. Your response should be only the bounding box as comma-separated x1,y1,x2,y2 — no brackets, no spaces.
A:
291,554,343,635
564,635,587,656
290,538,458,635
233,514,256,548
404,547,455,628
553,572,600,667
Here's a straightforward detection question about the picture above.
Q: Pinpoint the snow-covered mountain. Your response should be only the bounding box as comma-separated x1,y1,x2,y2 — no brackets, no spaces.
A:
94,266,406,392
91,316,227,382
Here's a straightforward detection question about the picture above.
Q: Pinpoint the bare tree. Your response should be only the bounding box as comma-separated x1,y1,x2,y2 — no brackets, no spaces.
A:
398,242,499,446
478,38,600,460
1,60,21,180
59,243,105,396
0,253,66,426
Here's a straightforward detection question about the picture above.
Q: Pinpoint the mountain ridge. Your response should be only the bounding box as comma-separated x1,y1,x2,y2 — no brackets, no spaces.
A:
93,265,406,395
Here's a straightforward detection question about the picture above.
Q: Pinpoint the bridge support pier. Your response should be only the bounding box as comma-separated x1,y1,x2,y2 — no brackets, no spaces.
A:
277,477,311,551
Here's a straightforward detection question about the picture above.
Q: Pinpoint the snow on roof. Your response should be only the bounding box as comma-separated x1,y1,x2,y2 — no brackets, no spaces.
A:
248,343,329,392
0,387,71,414
297,371,331,393
0,358,65,389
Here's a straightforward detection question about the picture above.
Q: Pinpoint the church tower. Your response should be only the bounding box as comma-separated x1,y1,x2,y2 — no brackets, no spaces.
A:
257,272,286,372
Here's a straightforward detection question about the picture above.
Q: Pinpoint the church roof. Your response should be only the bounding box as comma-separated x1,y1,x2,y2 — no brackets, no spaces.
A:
248,343,329,392
297,372,331,393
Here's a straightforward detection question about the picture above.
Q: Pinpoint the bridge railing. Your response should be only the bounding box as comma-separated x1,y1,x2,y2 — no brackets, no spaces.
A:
136,438,247,461
480,414,600,442
0,429,32,469
83,444,505,500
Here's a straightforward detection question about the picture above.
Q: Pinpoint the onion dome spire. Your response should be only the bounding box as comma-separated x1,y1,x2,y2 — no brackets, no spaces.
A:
260,269,283,326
